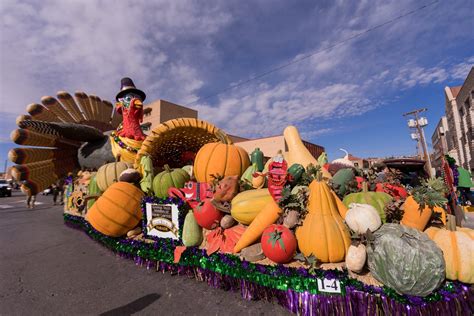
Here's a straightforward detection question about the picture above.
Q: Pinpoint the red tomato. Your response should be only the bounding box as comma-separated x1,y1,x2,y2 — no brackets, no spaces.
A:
193,198,223,229
261,224,296,263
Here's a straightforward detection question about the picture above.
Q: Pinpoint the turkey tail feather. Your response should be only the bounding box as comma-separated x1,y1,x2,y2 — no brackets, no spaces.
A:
88,95,101,121
11,129,81,148
12,157,79,195
16,120,105,142
12,158,78,181
27,103,61,122
75,92,94,121
102,100,114,124
57,91,85,122
9,148,77,164
41,96,76,123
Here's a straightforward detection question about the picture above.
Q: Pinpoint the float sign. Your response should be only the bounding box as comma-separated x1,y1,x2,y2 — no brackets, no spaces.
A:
145,203,180,240
317,278,342,294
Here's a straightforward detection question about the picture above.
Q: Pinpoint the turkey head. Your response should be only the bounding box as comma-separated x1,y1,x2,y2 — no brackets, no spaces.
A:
116,92,146,141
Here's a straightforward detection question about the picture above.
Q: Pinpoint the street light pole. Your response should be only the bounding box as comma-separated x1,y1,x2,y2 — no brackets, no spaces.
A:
403,108,434,178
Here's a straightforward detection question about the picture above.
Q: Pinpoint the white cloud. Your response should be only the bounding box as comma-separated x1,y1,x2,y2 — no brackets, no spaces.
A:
391,56,474,89
0,0,231,116
451,57,474,80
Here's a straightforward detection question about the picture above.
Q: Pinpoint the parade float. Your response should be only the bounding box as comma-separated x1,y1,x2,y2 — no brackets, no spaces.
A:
8,78,473,315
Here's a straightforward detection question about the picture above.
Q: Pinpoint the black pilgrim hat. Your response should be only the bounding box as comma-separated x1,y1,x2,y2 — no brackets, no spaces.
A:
115,77,146,101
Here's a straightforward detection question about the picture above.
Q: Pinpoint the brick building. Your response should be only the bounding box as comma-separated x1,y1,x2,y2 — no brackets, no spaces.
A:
431,116,451,171
443,67,474,173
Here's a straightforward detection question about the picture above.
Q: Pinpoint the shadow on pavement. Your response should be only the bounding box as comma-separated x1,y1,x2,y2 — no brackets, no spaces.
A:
99,293,161,316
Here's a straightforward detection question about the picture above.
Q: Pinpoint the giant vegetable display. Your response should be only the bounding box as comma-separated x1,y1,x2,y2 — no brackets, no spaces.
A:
15,84,466,315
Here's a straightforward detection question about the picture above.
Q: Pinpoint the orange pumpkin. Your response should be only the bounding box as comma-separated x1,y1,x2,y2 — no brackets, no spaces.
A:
425,226,474,283
295,179,351,263
86,182,144,237
401,196,446,231
194,139,250,183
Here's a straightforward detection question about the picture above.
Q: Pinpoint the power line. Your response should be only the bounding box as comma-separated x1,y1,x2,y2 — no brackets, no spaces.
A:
186,0,439,106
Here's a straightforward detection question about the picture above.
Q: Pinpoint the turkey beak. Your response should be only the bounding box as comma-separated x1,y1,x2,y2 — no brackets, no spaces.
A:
133,99,143,109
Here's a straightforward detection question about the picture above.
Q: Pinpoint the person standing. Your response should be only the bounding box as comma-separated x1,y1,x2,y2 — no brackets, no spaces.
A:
52,178,65,205
20,183,36,209
52,184,59,205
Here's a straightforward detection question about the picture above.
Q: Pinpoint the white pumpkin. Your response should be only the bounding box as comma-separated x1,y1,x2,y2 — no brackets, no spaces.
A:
345,203,382,234
331,148,354,167
346,244,367,273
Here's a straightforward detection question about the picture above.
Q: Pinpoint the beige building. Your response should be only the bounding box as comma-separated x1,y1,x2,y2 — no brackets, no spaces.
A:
347,154,369,169
141,100,325,160
235,136,324,160
431,116,450,171
142,99,198,132
444,67,474,173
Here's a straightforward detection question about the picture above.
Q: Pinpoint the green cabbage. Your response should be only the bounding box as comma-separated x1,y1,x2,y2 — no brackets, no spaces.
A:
367,223,445,297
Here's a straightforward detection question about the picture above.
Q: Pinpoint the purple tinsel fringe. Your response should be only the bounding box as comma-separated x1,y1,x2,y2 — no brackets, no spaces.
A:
65,220,473,315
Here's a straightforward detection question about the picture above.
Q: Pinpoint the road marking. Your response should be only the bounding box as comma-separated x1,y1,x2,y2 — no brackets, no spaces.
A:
1,202,44,208
13,200,45,204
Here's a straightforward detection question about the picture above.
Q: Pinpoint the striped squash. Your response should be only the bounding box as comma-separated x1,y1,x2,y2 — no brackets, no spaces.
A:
96,162,132,192
231,189,274,225
425,226,474,284
86,182,144,237
194,140,250,183
296,180,351,263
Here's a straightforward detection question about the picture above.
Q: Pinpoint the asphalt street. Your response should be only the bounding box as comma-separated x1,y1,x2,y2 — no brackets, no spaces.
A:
0,191,290,315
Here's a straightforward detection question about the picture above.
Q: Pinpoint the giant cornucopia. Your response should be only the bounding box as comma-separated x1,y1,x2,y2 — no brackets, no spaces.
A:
9,79,473,315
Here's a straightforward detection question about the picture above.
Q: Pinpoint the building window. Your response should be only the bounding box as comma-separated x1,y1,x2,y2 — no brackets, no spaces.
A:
144,107,152,117
141,122,152,132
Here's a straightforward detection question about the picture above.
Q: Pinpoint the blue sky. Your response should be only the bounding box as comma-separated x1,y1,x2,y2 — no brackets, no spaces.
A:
1,0,473,168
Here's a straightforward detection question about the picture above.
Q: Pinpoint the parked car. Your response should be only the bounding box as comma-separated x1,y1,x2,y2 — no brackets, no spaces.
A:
0,179,12,197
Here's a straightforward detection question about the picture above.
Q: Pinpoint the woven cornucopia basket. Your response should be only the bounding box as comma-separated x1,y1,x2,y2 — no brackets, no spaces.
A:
135,118,232,169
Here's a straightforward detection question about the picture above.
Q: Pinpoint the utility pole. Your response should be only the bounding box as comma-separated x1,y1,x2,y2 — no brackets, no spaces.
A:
403,108,434,177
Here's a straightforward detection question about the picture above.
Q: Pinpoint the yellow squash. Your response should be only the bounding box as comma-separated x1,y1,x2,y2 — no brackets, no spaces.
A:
283,126,331,179
231,188,273,225
296,179,350,262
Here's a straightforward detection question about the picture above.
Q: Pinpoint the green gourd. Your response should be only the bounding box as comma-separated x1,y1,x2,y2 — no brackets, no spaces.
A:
287,163,305,184
331,168,355,196
250,148,264,172
182,211,203,247
153,164,190,198
343,182,391,222
87,175,101,210
367,223,445,297
241,163,258,183
139,155,154,194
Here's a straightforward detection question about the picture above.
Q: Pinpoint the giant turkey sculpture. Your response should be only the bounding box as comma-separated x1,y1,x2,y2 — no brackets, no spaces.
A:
9,78,146,194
